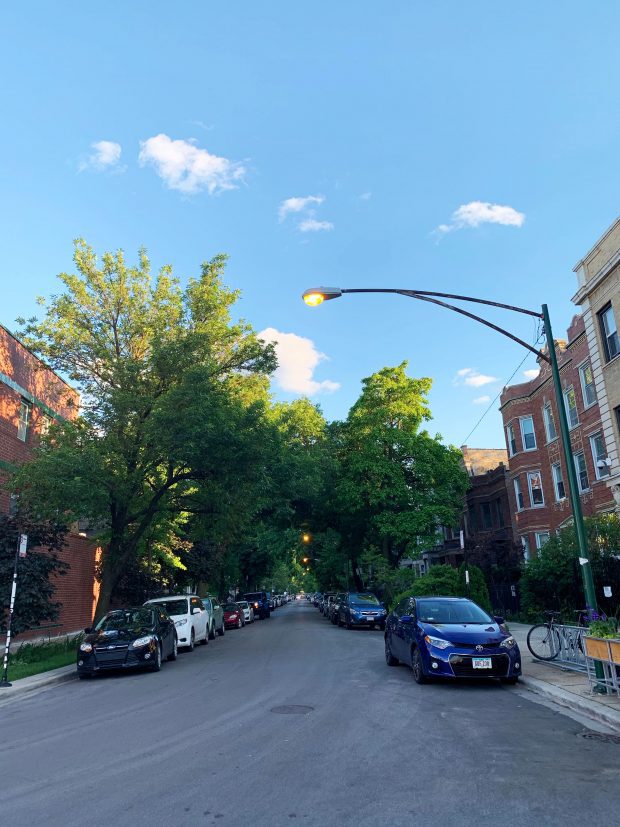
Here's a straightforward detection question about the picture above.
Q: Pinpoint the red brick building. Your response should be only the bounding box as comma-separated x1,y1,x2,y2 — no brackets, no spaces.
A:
0,323,100,636
499,314,616,561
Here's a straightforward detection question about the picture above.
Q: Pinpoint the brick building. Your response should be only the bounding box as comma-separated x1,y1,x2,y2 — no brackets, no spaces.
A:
0,323,99,636
499,314,616,561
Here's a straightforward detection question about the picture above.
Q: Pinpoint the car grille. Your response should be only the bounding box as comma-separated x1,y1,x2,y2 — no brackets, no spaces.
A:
95,644,129,668
449,653,510,677
451,641,502,650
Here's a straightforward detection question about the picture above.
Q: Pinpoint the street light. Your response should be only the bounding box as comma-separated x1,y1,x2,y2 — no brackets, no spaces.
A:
302,285,599,616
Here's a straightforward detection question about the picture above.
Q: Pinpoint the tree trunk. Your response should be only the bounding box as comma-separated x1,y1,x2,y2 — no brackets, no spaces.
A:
94,556,119,621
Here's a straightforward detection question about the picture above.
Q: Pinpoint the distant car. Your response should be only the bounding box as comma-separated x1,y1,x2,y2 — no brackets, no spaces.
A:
329,593,346,624
77,606,177,677
236,600,254,623
321,593,336,615
223,603,245,629
244,591,271,620
200,596,225,638
384,596,521,685
338,592,387,630
145,595,209,650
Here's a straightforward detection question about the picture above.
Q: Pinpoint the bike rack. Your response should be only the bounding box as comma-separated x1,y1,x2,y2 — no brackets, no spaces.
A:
533,623,588,673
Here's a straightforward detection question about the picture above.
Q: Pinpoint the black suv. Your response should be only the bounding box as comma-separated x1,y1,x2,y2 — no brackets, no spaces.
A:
243,591,271,620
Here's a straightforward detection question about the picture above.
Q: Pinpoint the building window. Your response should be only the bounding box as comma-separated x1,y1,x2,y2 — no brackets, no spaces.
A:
17,399,31,442
506,423,517,456
468,505,477,533
551,462,566,501
578,362,597,408
40,414,52,437
598,303,620,362
495,498,505,527
527,471,545,507
543,403,557,442
535,531,550,550
520,416,537,451
590,432,610,480
574,451,590,493
616,406,620,442
521,536,531,562
563,387,579,429
481,501,493,529
514,477,524,511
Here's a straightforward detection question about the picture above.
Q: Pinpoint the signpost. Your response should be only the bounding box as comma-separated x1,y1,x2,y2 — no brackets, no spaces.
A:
0,533,27,688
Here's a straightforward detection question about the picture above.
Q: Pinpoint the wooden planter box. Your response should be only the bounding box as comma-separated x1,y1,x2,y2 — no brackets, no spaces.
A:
609,640,620,666
584,636,612,661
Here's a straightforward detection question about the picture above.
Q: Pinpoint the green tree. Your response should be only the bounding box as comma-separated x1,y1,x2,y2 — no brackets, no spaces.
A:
12,242,276,619
389,563,490,612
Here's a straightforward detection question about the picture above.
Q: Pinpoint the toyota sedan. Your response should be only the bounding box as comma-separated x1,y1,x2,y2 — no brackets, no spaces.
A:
384,596,521,684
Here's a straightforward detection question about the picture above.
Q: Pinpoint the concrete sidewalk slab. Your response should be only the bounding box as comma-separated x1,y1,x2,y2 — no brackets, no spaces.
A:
0,664,76,704
509,622,620,732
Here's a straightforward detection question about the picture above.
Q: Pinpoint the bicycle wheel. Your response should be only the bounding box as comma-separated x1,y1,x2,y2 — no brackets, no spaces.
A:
527,624,561,660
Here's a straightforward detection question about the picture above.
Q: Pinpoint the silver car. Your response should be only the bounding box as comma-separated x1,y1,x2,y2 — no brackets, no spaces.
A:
236,600,254,624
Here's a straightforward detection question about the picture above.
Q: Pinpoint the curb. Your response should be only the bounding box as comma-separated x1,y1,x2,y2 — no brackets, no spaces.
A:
519,674,620,732
0,664,76,703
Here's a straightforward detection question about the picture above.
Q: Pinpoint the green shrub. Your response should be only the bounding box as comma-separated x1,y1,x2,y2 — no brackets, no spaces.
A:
389,563,491,612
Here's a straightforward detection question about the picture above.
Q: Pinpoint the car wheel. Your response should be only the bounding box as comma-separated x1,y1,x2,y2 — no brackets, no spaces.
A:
385,636,399,666
150,641,163,672
209,623,216,640
411,647,428,684
201,627,208,645
237,618,242,628
218,623,225,637
501,676,519,685
168,635,178,661
188,629,195,651
346,617,352,630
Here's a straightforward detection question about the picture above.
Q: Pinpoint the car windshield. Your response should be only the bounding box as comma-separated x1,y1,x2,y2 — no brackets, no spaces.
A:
350,593,380,605
224,604,238,611
96,609,155,633
417,600,493,625
154,598,188,616
244,593,262,601
237,602,248,608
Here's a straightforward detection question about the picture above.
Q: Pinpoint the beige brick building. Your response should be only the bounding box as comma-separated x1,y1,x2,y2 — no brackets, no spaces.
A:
572,218,620,512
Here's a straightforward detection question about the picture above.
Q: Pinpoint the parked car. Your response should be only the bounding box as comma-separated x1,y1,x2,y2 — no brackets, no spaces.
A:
320,592,335,615
324,594,340,619
236,600,254,624
77,606,177,677
145,595,208,650
384,596,521,685
313,592,323,607
200,596,225,638
223,602,245,629
338,592,387,630
244,591,271,620
329,593,346,624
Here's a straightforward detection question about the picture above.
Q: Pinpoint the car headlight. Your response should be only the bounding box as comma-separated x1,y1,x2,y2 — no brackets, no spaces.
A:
175,619,187,627
424,635,451,650
132,635,154,648
79,642,93,653
500,636,517,649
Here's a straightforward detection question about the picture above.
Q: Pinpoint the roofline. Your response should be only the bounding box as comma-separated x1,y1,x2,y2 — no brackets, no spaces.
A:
573,215,620,271
0,321,76,394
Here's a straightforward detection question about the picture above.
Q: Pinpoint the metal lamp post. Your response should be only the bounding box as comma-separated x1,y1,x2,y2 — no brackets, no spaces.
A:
301,286,599,615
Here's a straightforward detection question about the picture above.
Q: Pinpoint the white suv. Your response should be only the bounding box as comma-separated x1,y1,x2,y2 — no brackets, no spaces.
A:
145,595,209,651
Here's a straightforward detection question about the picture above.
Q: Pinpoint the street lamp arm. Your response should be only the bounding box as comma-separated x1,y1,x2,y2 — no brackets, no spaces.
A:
342,288,543,319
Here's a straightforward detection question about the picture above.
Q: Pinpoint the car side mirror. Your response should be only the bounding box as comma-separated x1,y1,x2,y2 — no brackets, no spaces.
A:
494,616,505,625
400,615,413,624
192,608,201,615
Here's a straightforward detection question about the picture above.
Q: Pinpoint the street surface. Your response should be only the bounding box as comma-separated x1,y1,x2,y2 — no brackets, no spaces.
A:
2,601,619,826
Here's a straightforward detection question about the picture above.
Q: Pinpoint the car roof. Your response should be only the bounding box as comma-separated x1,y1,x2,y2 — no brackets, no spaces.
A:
414,596,472,601
145,595,194,604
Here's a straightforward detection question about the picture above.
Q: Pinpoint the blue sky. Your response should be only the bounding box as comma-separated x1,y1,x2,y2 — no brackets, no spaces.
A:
2,2,620,449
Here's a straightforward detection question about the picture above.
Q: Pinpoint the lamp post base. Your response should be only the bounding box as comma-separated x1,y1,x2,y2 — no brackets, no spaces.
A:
0,679,13,688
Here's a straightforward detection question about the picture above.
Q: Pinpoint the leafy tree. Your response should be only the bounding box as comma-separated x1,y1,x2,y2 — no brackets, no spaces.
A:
520,515,620,620
12,242,276,619
0,515,69,635
389,563,491,612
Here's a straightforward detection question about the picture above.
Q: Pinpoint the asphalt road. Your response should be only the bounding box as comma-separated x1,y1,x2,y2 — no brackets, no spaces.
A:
2,601,620,827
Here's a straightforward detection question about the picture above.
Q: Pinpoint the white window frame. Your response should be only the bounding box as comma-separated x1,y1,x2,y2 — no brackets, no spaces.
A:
551,462,566,501
578,361,597,409
506,422,517,457
599,303,620,362
527,470,545,508
17,399,31,442
519,415,537,451
590,432,610,480
535,531,550,550
513,477,524,511
521,535,531,562
543,403,557,443
574,451,590,493
563,387,579,429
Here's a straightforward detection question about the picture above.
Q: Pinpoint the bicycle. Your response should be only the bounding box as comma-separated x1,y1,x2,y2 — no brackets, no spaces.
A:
527,611,562,660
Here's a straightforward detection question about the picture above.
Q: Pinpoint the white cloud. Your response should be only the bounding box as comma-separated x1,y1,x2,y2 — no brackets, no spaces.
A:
436,201,525,235
298,218,334,233
79,140,122,172
278,195,324,222
454,368,497,388
139,133,245,194
523,369,539,379
473,395,491,405
359,191,372,201
258,327,340,395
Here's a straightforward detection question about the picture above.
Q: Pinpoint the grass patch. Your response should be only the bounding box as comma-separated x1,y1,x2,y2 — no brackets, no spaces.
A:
6,636,81,682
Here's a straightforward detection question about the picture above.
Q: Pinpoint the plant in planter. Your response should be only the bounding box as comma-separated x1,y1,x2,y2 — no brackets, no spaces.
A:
584,619,620,670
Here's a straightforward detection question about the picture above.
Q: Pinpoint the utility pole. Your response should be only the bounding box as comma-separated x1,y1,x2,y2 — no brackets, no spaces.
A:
1,533,27,688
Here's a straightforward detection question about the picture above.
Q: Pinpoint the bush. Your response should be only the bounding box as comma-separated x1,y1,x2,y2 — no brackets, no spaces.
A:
389,563,491,612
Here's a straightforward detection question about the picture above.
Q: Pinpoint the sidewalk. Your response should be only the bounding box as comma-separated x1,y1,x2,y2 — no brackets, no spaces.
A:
509,622,620,731
0,663,75,705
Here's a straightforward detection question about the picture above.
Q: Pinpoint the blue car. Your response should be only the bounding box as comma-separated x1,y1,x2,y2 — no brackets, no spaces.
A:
384,595,521,684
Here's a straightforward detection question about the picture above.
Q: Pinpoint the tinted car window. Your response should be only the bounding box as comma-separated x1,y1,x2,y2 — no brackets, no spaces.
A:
350,593,380,605
155,598,189,615
97,609,155,631
417,599,492,624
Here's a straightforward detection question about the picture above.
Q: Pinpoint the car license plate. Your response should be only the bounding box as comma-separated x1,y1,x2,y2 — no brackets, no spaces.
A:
472,658,492,669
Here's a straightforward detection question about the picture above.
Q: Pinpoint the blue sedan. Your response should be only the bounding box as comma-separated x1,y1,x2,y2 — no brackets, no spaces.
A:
384,595,521,684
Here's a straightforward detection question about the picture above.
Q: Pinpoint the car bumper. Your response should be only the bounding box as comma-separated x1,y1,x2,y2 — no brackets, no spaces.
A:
348,615,386,627
422,645,522,679
76,647,157,674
